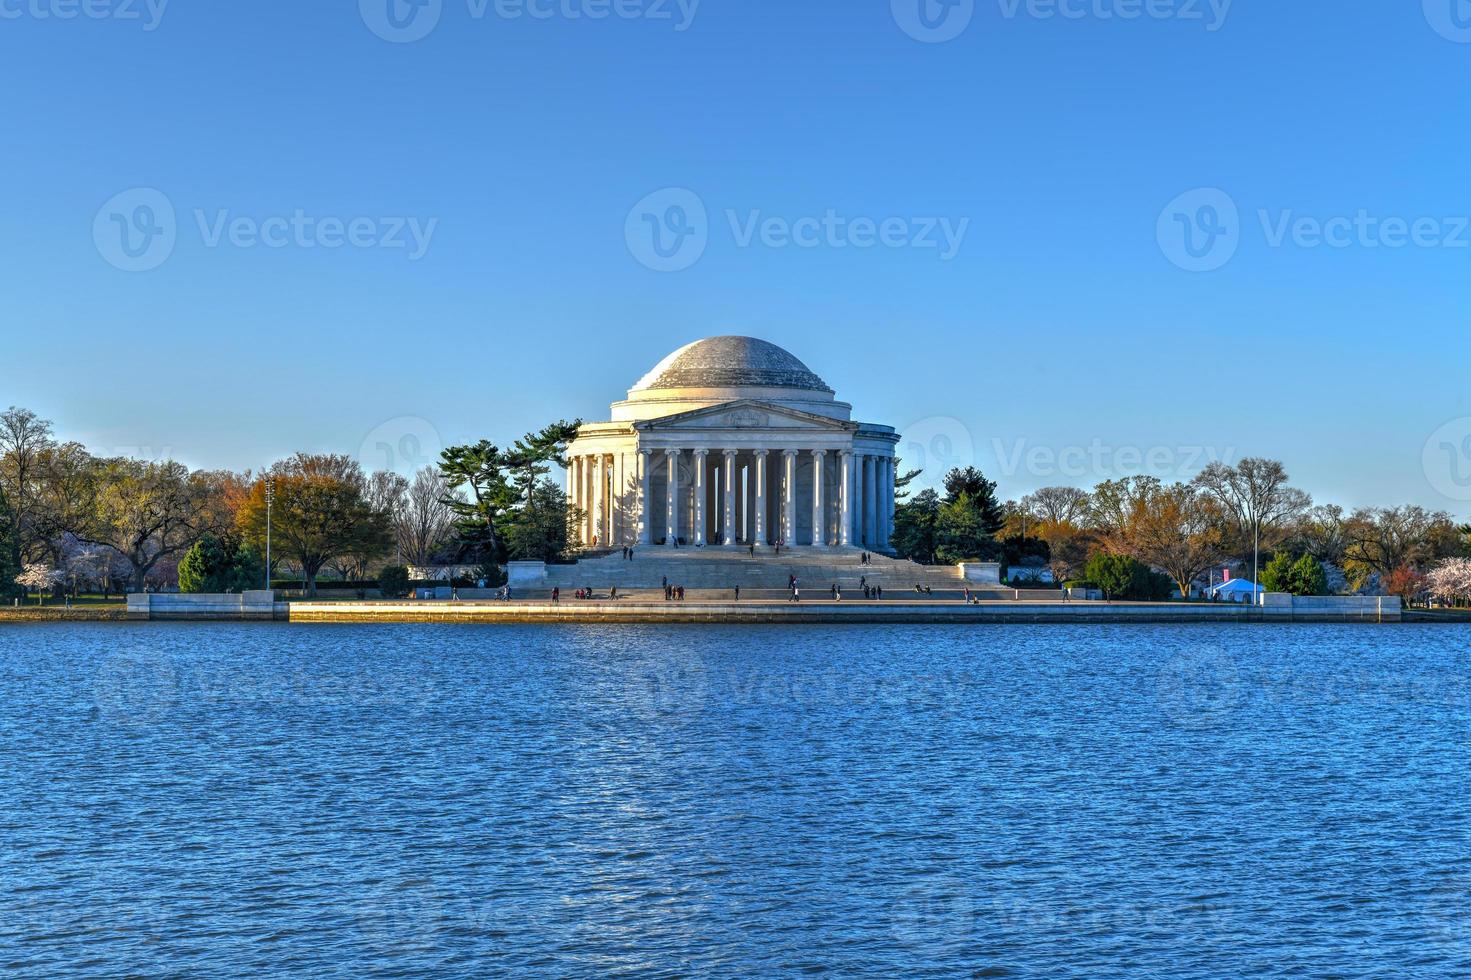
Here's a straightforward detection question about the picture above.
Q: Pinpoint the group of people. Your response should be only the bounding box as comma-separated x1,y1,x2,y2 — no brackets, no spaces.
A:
665,583,685,601
619,547,636,560
551,586,619,601
826,583,884,601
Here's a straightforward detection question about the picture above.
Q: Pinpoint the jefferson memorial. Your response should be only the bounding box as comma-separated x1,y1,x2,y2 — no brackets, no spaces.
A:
566,337,898,552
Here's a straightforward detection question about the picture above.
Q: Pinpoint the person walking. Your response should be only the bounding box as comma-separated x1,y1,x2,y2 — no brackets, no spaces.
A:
876,585,882,600
552,587,560,603
734,585,740,601
749,543,755,557
831,583,838,600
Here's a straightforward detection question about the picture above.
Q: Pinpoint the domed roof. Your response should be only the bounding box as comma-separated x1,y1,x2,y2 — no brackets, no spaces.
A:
632,336,832,393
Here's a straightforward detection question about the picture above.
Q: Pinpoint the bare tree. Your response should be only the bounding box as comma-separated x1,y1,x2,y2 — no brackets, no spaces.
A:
1193,459,1311,590
1021,486,1092,525
396,466,459,568
1342,505,1459,587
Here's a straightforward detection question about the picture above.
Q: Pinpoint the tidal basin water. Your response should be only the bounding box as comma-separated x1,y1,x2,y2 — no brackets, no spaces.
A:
3,623,1471,978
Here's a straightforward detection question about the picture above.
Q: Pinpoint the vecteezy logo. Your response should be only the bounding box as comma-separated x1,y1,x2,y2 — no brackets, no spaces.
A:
1156,648,1241,729
892,0,974,42
358,416,443,478
93,188,176,272
1424,417,1471,502
898,416,975,489
360,0,442,43
1157,188,1239,272
624,188,708,272
1424,0,1471,42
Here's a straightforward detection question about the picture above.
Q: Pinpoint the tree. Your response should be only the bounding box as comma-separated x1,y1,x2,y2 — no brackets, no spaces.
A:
942,467,1006,534
378,564,410,599
936,491,1004,565
78,458,219,591
892,488,941,565
179,534,231,593
236,454,393,597
178,533,261,593
15,563,63,604
1193,458,1312,589
1341,506,1460,589
396,466,460,568
1020,486,1092,526
0,489,20,599
1261,552,1329,596
0,407,57,563
1120,481,1228,599
500,478,579,563
1427,558,1471,607
438,422,583,568
1385,565,1428,606
1291,505,1350,567
439,440,511,567
1083,553,1172,601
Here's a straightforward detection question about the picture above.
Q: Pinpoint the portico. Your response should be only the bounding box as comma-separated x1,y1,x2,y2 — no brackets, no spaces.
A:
566,336,898,551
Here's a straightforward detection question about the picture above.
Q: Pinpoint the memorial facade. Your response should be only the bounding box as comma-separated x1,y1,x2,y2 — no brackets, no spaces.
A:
566,336,899,550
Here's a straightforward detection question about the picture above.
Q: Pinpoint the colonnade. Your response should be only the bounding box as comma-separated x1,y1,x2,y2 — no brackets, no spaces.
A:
566,447,894,551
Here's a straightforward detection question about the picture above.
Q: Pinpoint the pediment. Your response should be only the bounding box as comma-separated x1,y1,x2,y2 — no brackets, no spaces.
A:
635,400,856,433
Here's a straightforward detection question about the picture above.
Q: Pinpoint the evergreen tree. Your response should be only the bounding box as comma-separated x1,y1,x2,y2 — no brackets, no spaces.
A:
891,488,941,565
1288,553,1328,596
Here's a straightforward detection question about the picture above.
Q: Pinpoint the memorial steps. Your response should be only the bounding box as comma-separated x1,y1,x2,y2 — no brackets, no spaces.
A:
541,547,973,592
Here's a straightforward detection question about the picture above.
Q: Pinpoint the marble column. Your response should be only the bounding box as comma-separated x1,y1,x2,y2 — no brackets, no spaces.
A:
753,451,768,545
692,450,708,546
811,450,827,547
880,456,894,550
665,449,680,547
638,450,653,546
780,450,797,545
723,450,738,545
863,454,877,547
593,454,606,546
577,456,590,545
838,451,853,547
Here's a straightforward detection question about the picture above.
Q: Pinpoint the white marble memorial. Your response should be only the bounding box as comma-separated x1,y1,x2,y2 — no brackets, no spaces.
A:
566,336,899,550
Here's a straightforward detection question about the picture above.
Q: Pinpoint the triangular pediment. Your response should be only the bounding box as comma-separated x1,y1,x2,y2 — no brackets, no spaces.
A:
635,399,856,432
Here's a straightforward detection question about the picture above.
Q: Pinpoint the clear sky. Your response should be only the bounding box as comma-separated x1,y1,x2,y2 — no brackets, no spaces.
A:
2,0,1469,514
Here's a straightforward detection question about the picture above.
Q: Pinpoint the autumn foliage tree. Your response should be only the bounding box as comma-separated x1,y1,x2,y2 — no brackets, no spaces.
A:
237,454,392,597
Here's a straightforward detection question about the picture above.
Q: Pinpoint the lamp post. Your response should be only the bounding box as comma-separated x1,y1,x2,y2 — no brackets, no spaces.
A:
264,476,275,592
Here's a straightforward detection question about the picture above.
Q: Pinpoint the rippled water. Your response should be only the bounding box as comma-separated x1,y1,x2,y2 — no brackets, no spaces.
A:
2,622,1471,978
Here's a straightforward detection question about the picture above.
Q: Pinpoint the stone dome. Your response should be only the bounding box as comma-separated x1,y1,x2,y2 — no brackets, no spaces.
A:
631,336,832,394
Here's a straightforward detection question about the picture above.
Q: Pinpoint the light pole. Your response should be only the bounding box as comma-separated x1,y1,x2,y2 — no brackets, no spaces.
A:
264,475,275,592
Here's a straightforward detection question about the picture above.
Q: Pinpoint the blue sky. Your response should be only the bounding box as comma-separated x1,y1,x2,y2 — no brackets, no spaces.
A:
2,0,1469,512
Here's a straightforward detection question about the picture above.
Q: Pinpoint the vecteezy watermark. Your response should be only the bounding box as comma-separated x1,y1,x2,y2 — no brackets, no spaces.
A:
998,0,1231,29
892,0,1231,42
0,0,168,30
1424,0,1471,42
1156,187,1240,272
1156,648,1241,729
899,416,977,489
625,187,708,272
1159,187,1471,272
892,0,975,42
358,416,444,479
992,438,1236,480
625,187,970,272
93,188,438,271
1424,417,1471,503
93,188,177,272
360,0,699,43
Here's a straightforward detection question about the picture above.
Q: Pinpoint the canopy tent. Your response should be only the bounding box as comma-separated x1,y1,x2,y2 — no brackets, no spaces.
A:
1211,579,1264,602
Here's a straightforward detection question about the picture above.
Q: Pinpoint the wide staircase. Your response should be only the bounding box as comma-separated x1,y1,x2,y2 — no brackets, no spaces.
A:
543,547,973,595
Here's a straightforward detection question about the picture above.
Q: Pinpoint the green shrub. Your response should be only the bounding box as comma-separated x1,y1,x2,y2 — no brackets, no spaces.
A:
378,565,410,599
1084,553,1174,601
